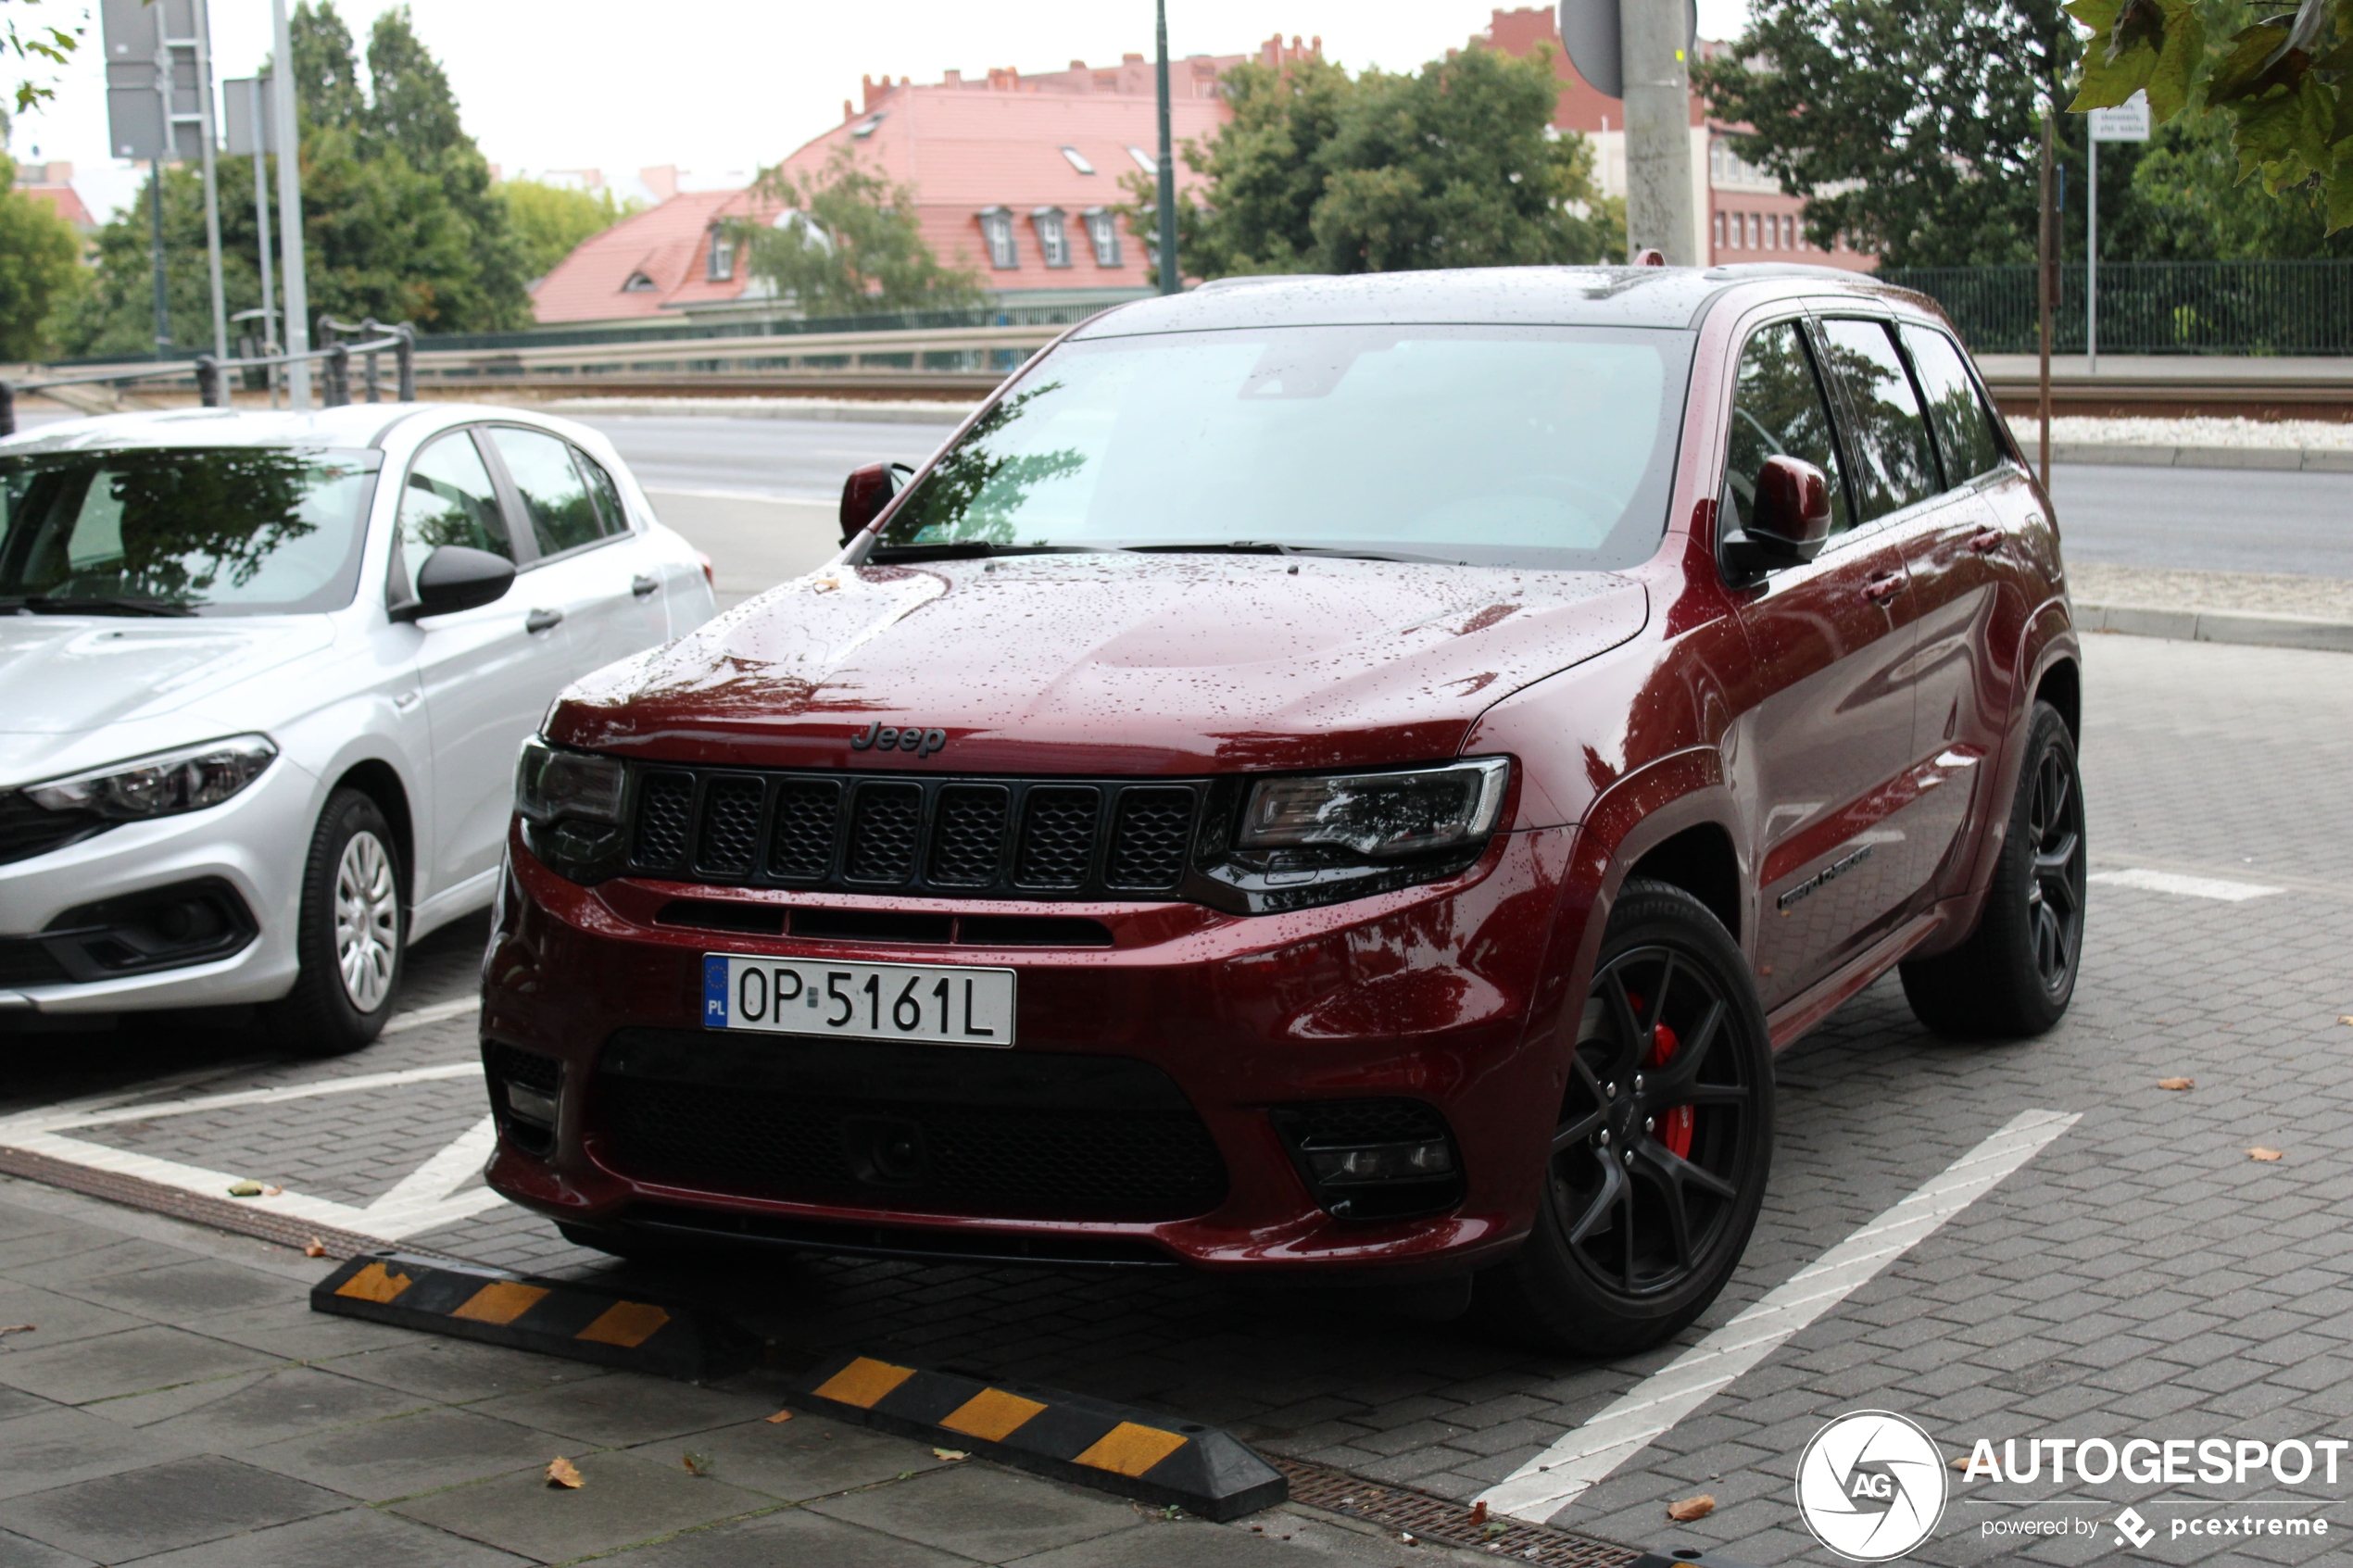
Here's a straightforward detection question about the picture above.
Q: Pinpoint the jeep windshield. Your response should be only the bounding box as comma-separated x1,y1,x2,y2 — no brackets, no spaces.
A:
871,323,1694,571
0,446,382,617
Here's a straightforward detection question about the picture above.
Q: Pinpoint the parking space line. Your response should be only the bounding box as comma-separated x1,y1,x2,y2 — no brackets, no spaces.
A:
1478,1107,2080,1524
0,1062,480,1139
364,1114,497,1226
2087,867,2283,901
383,998,481,1034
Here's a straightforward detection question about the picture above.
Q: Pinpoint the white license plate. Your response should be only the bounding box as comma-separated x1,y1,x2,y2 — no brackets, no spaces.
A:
701,953,1016,1047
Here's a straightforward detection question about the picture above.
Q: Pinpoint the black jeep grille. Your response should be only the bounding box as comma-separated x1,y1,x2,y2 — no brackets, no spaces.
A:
619,766,1206,901
593,1029,1227,1222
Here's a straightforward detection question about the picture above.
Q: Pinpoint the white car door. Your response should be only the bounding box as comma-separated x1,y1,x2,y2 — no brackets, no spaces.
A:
395,426,576,904
481,424,670,676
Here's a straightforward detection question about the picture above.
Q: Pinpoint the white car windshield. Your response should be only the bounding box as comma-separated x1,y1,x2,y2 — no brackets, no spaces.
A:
0,445,382,617
874,323,1695,570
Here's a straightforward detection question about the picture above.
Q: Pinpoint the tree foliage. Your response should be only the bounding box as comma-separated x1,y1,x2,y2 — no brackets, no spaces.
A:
2069,0,2353,231
57,0,528,356
3,0,77,116
500,180,637,282
0,149,82,358
736,146,987,318
1139,46,1619,279
1699,0,2077,267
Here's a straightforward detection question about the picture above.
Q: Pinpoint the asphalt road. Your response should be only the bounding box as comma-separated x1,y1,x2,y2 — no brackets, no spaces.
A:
567,414,948,503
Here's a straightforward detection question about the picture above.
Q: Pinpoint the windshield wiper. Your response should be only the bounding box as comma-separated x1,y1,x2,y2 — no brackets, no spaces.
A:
863,542,1112,562
6,596,199,618
1122,542,1462,565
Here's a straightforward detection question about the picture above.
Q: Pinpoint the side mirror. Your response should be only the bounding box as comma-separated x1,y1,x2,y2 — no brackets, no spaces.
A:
393,545,515,622
839,462,906,546
1723,455,1832,580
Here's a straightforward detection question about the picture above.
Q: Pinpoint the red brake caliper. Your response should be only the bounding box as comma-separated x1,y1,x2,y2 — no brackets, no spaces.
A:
1644,1017,1695,1160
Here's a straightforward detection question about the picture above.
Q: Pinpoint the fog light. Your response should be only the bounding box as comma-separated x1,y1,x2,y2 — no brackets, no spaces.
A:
1306,1140,1454,1185
506,1082,559,1128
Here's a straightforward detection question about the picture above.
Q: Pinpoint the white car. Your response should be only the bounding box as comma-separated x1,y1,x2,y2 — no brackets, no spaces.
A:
0,403,716,1052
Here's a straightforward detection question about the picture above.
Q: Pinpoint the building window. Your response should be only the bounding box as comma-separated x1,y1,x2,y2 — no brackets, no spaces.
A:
1060,145,1096,175
977,206,1018,269
1082,207,1121,267
851,112,887,139
1747,213,1760,250
1766,214,1778,250
707,230,735,282
622,270,657,292
1032,207,1071,268
1783,215,1797,249
1127,145,1158,174
1713,211,1725,251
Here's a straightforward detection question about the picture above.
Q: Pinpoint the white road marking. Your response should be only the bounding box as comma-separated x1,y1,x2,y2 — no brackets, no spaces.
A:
0,1062,481,1139
2088,867,2282,901
383,997,480,1034
1478,1108,2081,1524
365,1114,497,1224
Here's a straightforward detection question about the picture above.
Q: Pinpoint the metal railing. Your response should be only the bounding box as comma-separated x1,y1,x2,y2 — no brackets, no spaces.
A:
1886,259,2353,357
0,324,417,436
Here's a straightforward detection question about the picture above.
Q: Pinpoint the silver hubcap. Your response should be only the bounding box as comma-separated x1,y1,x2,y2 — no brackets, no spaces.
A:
333,830,398,1012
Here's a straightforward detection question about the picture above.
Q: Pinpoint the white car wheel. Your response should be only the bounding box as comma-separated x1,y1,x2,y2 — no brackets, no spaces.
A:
333,829,399,1013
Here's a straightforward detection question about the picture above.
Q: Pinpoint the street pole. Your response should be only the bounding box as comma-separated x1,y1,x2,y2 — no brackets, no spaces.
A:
249,77,279,408
2085,131,2097,375
192,0,228,367
2037,106,2055,491
1154,0,1177,295
271,0,311,409
1620,0,1696,263
147,157,170,355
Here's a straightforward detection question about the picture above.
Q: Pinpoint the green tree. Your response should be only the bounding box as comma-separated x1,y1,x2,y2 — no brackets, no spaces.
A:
4,0,79,115
1699,0,2077,267
0,148,82,358
58,0,529,354
500,180,635,282
737,146,987,318
1137,47,1617,279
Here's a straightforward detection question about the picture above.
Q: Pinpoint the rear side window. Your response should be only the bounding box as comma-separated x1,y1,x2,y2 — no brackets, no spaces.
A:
1901,326,2007,483
1818,319,1940,521
1722,320,1852,539
490,427,621,556
575,448,632,535
397,431,511,584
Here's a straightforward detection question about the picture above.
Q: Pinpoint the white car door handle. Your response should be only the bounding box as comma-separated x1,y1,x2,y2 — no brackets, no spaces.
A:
631,573,661,598
525,608,564,633
394,690,421,711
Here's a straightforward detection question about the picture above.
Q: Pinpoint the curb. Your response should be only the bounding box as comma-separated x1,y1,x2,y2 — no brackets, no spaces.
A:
310,1251,757,1380
791,1352,1287,1522
2077,601,2353,653
2042,441,2353,472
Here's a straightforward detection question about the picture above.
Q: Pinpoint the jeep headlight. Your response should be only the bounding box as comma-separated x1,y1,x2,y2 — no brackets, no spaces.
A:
24,734,278,820
514,737,627,884
1202,757,1512,912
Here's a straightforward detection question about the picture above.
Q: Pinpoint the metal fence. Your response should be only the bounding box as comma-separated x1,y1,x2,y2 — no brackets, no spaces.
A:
1884,260,2353,357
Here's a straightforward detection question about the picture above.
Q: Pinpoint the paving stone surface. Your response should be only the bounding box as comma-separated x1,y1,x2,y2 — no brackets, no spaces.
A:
0,633,2347,1563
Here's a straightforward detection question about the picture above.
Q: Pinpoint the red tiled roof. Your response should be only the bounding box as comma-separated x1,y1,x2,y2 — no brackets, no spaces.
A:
18,182,94,231
529,188,772,323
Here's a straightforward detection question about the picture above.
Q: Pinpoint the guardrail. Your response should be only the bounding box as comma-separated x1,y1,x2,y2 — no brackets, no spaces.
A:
1,320,416,435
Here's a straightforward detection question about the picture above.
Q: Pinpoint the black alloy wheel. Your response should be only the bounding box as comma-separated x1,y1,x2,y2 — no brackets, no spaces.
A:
1477,880,1774,1355
1900,700,2087,1039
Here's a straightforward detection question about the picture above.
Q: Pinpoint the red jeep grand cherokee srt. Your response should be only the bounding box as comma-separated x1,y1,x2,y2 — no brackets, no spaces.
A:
483,267,2082,1352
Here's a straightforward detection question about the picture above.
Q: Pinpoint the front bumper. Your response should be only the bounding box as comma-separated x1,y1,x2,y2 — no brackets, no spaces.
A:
483,819,1587,1275
0,754,316,1015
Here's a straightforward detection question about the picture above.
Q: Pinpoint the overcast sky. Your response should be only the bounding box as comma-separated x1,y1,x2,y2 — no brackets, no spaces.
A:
10,0,1752,222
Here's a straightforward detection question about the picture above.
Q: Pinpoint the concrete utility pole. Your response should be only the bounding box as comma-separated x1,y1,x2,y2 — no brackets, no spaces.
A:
192,0,228,365
1620,0,1697,264
271,0,312,408
1154,0,1178,295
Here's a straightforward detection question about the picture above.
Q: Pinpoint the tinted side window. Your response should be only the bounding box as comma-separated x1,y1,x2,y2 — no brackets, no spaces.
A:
397,431,511,583
1818,319,1940,520
1722,320,1852,539
1901,326,2006,483
573,447,632,536
489,426,609,556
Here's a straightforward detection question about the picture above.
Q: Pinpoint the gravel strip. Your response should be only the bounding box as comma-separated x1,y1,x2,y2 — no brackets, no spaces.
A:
2071,562,2353,620
2012,414,2353,448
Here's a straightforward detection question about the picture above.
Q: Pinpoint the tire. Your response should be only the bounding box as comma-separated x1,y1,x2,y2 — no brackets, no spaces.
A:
268,788,404,1058
1473,879,1774,1356
1899,701,2086,1039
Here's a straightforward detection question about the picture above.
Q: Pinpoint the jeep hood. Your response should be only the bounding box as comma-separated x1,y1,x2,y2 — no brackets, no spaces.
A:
547,553,1648,774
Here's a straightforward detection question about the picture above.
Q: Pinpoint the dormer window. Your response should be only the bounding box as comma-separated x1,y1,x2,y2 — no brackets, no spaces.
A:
706,230,736,282
852,112,887,139
1081,207,1121,268
1059,146,1096,174
1126,145,1158,174
977,206,1017,269
1031,207,1071,269
622,271,657,292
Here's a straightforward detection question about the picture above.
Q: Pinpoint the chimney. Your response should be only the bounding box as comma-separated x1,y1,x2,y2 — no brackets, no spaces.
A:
944,69,963,86
639,165,680,202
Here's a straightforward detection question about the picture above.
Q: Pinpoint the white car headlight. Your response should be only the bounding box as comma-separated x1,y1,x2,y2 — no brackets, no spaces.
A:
1239,758,1511,860
23,734,278,821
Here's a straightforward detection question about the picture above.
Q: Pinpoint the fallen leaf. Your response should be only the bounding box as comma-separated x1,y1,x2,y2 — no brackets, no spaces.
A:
303,1237,327,1258
763,1409,794,1424
261,1185,283,1198
1667,1495,1717,1523
682,1451,712,1476
1468,1500,1489,1526
1481,1520,1510,1538
2158,1077,2195,1091
1950,1455,1971,1471
226,1180,262,1198
0,1323,33,1336
2339,1016,2353,1026
2249,1147,2284,1161
545,1456,584,1488
932,1447,970,1461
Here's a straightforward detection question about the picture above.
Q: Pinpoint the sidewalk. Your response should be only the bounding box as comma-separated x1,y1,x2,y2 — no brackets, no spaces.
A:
0,1179,1466,1566
2070,563,2353,655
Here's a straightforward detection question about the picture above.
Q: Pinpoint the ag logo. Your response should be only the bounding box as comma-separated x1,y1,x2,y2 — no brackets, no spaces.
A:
1794,1411,1947,1562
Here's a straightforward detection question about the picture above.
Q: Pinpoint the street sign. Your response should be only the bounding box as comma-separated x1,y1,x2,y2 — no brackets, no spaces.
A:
1558,0,1697,99
222,74,274,157
100,0,207,161
2089,92,2151,143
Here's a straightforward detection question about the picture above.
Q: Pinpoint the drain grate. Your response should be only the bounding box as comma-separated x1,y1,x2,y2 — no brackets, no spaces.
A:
1274,1456,1641,1566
